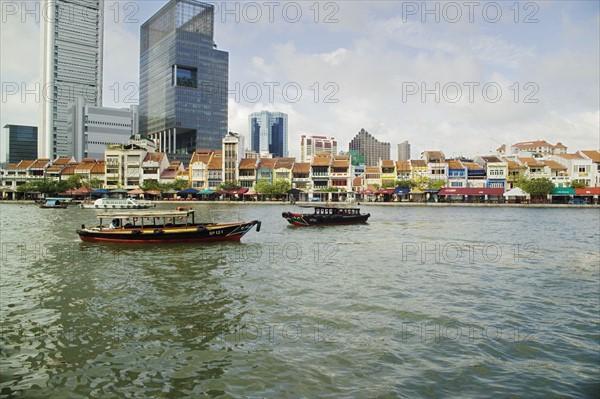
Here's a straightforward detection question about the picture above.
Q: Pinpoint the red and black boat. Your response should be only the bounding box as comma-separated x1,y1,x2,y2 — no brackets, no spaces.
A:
282,206,370,227
77,209,261,243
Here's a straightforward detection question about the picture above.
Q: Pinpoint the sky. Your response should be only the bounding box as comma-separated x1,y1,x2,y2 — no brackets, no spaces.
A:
1,0,599,160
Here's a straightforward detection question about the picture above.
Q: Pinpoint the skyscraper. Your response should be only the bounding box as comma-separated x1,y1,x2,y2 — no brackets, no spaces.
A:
348,128,390,166
248,111,288,158
140,0,228,158
398,140,411,162
39,0,104,159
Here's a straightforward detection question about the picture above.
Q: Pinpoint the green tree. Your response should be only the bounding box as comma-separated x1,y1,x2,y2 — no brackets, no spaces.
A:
570,181,586,189
217,181,241,191
254,180,272,195
427,179,446,190
516,177,554,194
395,179,415,188
171,179,189,191
271,179,291,195
381,180,396,189
86,178,104,189
65,174,84,189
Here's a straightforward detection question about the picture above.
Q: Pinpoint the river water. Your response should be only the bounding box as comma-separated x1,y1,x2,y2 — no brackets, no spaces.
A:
1,203,598,398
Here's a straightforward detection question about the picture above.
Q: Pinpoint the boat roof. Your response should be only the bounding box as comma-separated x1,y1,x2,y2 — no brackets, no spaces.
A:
96,210,194,219
300,205,361,210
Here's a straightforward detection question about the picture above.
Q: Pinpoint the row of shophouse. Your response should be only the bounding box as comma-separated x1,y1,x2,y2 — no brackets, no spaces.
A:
1,135,599,200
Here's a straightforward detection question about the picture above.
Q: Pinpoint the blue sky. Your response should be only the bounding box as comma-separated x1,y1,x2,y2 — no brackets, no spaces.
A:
1,0,598,159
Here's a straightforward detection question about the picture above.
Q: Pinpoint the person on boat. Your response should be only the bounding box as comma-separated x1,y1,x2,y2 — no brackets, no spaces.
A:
110,218,121,229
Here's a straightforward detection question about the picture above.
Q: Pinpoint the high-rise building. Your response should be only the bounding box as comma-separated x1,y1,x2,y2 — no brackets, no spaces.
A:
348,128,390,166
67,98,137,160
2,125,38,164
300,135,337,163
39,0,104,159
248,111,288,157
398,141,411,162
140,0,228,158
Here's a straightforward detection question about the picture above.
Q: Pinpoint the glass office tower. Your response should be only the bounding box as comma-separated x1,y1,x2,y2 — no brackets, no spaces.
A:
248,111,288,158
140,0,228,156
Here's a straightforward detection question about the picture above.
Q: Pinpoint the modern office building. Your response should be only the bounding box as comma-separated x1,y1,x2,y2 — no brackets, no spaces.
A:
39,0,104,159
348,128,390,166
2,125,38,164
67,98,137,160
398,140,411,162
300,135,337,163
140,0,228,157
248,111,288,157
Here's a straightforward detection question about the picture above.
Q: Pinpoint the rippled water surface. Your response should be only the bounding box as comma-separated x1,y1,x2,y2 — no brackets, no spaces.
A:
1,203,599,398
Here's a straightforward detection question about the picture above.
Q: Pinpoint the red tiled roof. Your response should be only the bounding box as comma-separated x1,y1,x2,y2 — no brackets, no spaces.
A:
380,160,395,168
311,154,331,166
274,158,295,169
410,160,426,167
258,158,276,169
239,158,257,170
365,166,380,173
396,161,410,171
513,140,553,149
292,162,310,173
552,153,585,160
61,165,76,175
91,162,105,174
580,150,600,162
143,152,165,163
208,153,222,170
447,160,464,169
542,160,567,170
53,157,72,165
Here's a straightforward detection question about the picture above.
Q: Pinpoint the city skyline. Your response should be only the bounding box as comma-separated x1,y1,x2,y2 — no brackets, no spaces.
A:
1,1,598,160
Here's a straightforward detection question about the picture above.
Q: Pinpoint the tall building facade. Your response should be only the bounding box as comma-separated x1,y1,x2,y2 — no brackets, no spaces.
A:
300,135,337,163
140,0,228,156
2,125,38,163
248,111,288,157
348,128,390,166
39,0,104,159
398,140,411,162
67,98,137,160
222,132,244,183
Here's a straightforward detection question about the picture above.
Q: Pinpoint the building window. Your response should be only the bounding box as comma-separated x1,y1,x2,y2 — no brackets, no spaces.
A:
173,65,197,88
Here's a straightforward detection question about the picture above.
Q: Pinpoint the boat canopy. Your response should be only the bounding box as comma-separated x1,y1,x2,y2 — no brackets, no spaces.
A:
96,210,194,219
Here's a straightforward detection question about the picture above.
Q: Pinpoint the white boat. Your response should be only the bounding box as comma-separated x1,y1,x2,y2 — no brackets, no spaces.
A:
80,198,156,209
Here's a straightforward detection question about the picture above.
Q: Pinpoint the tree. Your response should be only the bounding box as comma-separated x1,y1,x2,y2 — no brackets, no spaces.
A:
171,179,189,191
254,180,272,195
381,180,396,189
217,181,241,191
427,179,446,190
516,177,554,194
65,174,84,189
570,181,586,189
271,179,291,195
86,178,104,189
395,179,415,188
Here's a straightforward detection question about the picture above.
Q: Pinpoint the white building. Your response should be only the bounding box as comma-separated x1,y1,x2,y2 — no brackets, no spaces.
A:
300,135,337,163
39,0,104,159
67,97,137,160
222,132,244,183
104,135,157,189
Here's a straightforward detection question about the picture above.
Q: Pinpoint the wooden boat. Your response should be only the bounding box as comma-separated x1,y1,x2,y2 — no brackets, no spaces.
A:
80,197,155,209
77,209,261,243
282,206,370,226
39,199,68,209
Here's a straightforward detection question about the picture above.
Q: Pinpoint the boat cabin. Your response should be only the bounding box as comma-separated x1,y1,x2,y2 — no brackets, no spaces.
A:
311,207,362,216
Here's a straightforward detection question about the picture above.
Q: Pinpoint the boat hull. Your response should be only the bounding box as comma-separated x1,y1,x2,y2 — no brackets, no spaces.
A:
77,221,261,243
282,212,369,226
